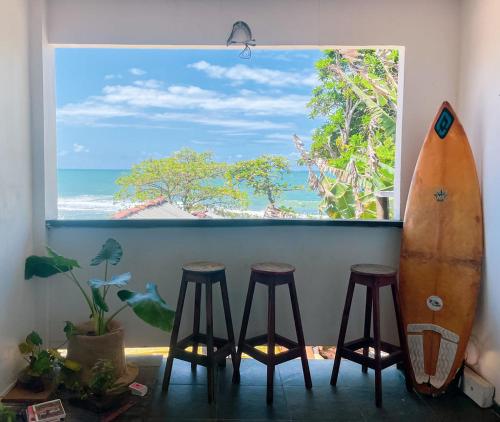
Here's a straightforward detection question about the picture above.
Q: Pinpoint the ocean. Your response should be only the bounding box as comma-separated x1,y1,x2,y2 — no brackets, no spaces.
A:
57,169,323,219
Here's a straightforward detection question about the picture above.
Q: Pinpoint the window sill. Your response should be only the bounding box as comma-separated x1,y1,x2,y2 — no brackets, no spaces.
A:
46,219,403,229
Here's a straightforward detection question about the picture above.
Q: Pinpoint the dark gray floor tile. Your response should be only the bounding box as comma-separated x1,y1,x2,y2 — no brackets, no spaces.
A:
161,358,209,385
219,359,282,388
279,359,331,387
284,385,364,421
420,389,500,422
216,385,290,421
148,384,217,419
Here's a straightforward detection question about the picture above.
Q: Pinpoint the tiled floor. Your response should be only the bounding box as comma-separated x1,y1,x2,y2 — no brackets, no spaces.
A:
63,356,499,421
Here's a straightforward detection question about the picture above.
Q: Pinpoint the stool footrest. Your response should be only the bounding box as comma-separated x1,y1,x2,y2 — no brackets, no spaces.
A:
171,333,234,368
339,337,404,370
176,333,227,350
245,333,299,350
240,332,302,366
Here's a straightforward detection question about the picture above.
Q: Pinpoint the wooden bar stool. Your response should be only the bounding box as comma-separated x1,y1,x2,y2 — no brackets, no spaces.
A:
162,262,237,403
330,264,408,407
232,262,312,404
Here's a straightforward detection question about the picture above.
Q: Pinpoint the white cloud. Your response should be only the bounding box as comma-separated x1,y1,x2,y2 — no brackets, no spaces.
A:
104,74,122,80
73,143,89,153
133,79,163,89
150,112,291,131
99,83,307,116
189,61,318,87
57,81,308,130
129,68,147,76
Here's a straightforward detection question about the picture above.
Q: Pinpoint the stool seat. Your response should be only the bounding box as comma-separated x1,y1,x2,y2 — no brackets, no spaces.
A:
350,264,396,276
182,261,225,273
251,262,295,274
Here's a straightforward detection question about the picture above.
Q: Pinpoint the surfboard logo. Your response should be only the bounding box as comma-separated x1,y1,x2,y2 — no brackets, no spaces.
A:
435,107,454,139
427,295,443,311
434,189,447,202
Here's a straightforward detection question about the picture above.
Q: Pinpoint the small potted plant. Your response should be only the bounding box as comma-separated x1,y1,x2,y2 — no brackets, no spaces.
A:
0,403,16,422
17,331,80,392
25,238,175,386
66,359,128,413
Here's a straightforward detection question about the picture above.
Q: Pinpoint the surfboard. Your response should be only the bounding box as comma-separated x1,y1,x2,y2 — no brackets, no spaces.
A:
399,101,483,395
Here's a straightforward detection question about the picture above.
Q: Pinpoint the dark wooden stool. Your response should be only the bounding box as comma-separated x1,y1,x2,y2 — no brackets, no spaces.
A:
232,262,312,404
162,262,237,403
330,264,408,407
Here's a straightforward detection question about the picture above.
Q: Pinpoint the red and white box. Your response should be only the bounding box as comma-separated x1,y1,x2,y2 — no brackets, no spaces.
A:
128,382,148,397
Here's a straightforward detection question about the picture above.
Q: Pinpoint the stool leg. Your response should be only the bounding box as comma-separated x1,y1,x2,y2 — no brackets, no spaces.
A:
391,282,412,392
162,276,189,393
191,282,202,372
206,281,215,403
330,276,356,386
362,286,373,373
232,275,256,384
288,278,312,389
220,273,237,370
372,284,382,408
266,283,276,405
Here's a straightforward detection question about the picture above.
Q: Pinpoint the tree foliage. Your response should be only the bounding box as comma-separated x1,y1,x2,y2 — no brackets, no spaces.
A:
295,48,399,219
115,148,246,212
227,155,296,216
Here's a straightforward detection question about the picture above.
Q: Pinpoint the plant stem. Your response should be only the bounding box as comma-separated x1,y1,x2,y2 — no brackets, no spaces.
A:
59,269,95,317
105,304,128,328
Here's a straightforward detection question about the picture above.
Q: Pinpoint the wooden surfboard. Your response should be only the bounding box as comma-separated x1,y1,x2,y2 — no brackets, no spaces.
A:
399,101,483,395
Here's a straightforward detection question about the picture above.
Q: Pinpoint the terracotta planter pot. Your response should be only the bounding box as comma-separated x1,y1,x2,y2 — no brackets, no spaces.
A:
66,321,138,386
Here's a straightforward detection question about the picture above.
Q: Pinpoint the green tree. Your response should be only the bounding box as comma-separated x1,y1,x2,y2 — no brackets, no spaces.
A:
295,48,398,219
227,155,296,217
115,148,246,212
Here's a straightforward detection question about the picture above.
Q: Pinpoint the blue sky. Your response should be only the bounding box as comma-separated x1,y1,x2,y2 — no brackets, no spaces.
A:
56,48,324,169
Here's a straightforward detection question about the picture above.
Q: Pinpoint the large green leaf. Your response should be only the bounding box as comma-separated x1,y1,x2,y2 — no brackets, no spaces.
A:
30,350,51,376
26,331,43,346
117,283,175,332
91,239,123,266
88,272,131,289
25,250,80,280
63,321,77,339
91,287,109,312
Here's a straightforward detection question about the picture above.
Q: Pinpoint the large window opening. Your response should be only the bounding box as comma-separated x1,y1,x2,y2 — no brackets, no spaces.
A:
55,48,400,221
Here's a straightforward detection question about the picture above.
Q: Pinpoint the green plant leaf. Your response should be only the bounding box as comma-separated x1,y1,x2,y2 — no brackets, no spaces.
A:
64,321,78,339
91,287,109,312
63,359,82,372
25,252,80,279
31,350,51,376
117,283,175,332
88,272,131,289
91,239,123,266
18,342,33,355
26,331,43,346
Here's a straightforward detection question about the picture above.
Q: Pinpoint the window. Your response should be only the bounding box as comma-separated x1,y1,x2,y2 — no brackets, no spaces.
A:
55,48,400,221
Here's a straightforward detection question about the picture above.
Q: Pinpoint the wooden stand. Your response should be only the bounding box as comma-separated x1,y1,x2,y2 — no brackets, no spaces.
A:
330,264,409,407
232,262,312,404
162,262,237,403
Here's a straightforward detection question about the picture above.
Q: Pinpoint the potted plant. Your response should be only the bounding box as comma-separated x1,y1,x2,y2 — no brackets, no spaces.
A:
66,359,129,413
25,238,174,386
0,404,16,422
17,331,80,392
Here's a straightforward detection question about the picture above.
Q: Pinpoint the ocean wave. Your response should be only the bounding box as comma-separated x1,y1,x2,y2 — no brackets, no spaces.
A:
58,195,131,219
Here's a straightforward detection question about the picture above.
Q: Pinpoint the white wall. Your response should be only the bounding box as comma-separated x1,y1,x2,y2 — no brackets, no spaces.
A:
39,0,463,347
457,0,500,402
0,0,37,394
